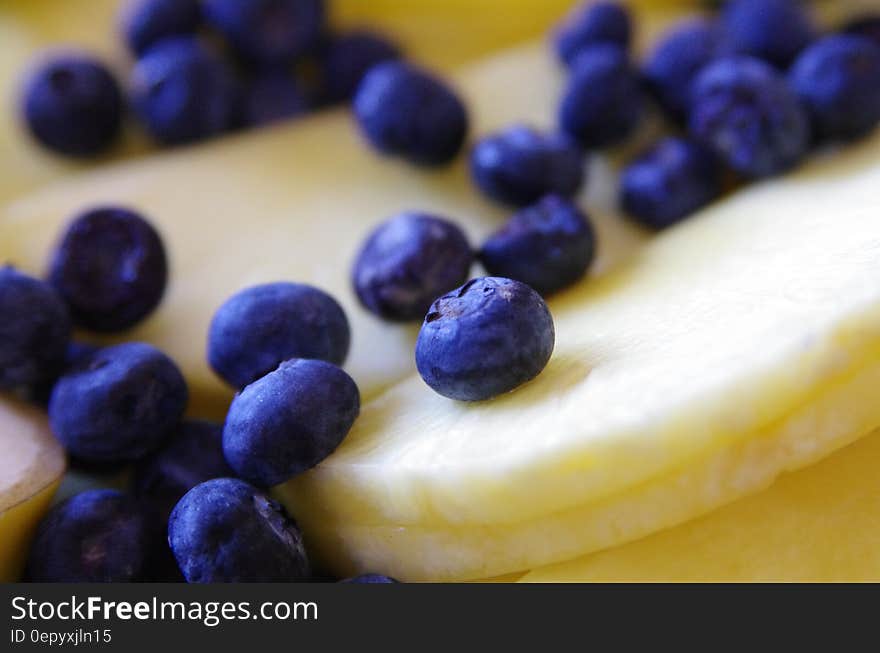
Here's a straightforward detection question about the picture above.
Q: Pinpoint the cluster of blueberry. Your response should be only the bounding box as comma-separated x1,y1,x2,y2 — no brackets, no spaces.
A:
21,0,401,156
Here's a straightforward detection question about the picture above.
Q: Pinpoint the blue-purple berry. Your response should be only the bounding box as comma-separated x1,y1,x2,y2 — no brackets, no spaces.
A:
721,0,816,69
689,57,809,179
48,206,168,332
223,358,359,487
49,342,188,464
620,137,724,229
789,35,880,143
21,53,123,157
318,30,402,104
559,45,643,149
208,282,350,389
416,277,555,402
203,0,325,66
642,19,729,122
119,0,202,56
843,14,880,48
130,38,240,145
553,1,632,66
243,72,309,126
134,420,234,522
25,489,166,582
479,195,595,296
352,213,473,322
354,61,469,166
0,267,71,391
470,125,585,207
341,574,398,584
169,478,310,582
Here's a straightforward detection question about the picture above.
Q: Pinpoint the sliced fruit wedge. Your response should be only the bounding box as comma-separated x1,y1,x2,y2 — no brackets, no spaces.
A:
521,427,880,582
0,398,66,581
0,37,670,417
276,132,880,581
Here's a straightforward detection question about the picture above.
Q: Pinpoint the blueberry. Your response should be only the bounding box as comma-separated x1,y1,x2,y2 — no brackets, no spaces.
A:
789,35,880,143
416,277,555,402
553,1,631,66
721,0,816,69
318,30,402,104
134,420,234,522
243,71,309,127
352,213,473,322
20,53,123,158
340,574,398,584
223,358,359,487
354,61,469,166
843,14,880,48
208,282,350,389
0,267,71,391
48,206,168,332
49,342,188,464
119,0,202,56
169,478,311,582
25,489,165,582
479,195,595,296
689,57,809,179
470,125,586,207
620,137,724,229
30,341,101,407
643,19,729,122
559,45,643,149
203,0,325,66
130,37,240,146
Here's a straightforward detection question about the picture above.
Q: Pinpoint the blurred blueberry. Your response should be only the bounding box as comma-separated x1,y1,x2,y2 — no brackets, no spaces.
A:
243,71,309,126
134,420,234,522
48,206,167,332
130,37,241,145
553,1,632,66
30,341,101,407
470,125,585,207
169,478,311,582
559,45,643,149
416,277,555,401
354,61,469,166
790,35,880,143
689,57,809,178
643,18,729,122
341,574,398,583
25,490,166,582
352,213,473,322
223,358,359,486
203,0,325,66
721,0,816,68
119,0,202,56
620,137,724,229
842,14,880,48
49,342,188,464
208,282,350,389
0,267,71,391
21,53,123,157
318,30,402,104
479,195,595,296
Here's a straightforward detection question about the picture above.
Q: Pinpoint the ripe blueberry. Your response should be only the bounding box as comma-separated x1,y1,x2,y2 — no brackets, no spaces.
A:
318,30,402,104
416,277,555,401
48,206,168,332
223,358,360,487
208,282,350,389
169,478,311,582
689,57,809,179
553,1,631,66
721,0,816,69
21,53,123,157
49,342,188,464
341,574,398,583
354,62,469,166
243,72,309,127
352,212,473,322
620,137,723,229
0,267,71,391
119,0,202,56
470,125,585,207
479,195,595,296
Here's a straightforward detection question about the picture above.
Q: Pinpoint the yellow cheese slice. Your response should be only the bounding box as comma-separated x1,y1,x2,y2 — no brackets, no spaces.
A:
521,427,880,582
0,398,66,581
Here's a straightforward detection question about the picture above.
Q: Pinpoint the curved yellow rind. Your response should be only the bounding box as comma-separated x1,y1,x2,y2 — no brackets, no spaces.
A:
0,480,60,582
